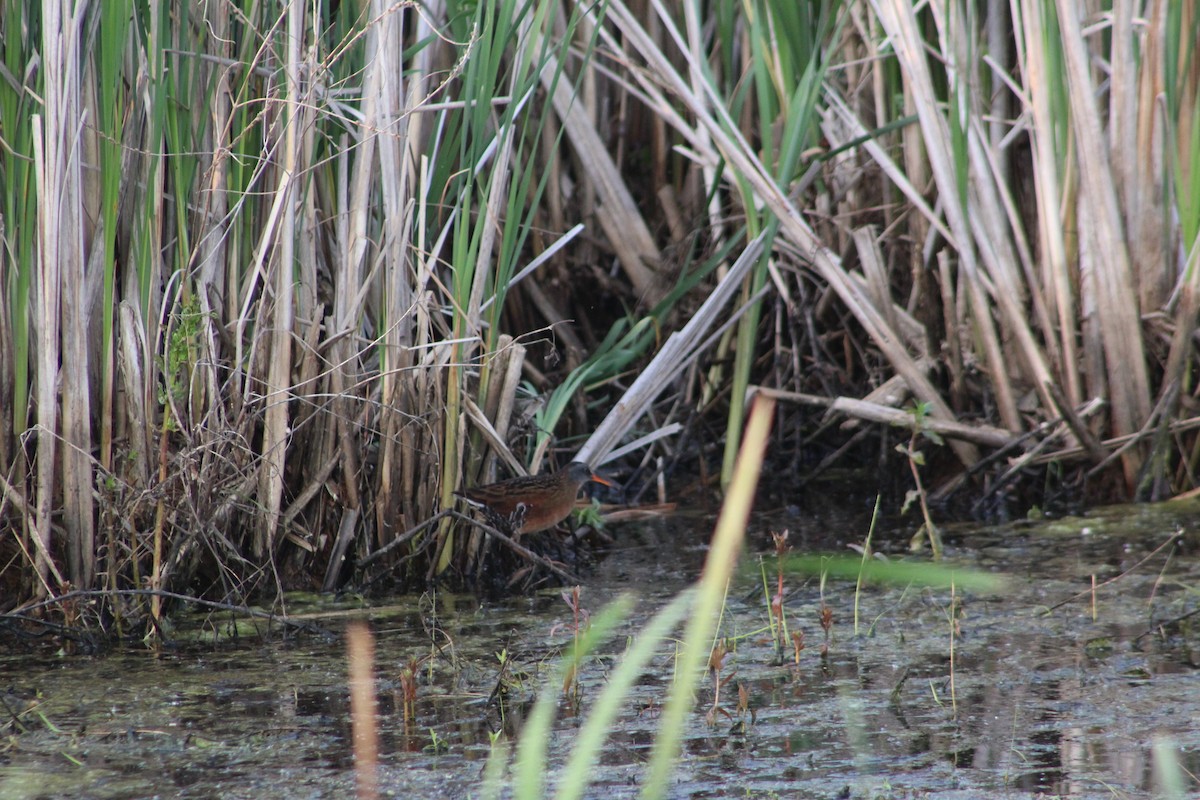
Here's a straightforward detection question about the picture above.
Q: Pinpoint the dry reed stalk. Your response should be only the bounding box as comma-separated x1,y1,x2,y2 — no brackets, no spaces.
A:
597,0,981,468
56,6,95,592
827,395,1013,449
1117,0,1170,313
841,1,1147,472
1015,0,1082,408
853,227,899,339
1157,238,1200,469
31,31,64,595
460,337,527,565
541,48,664,304
257,2,305,562
380,78,423,554
871,0,1022,432
358,0,413,554
576,232,767,465
1054,0,1152,483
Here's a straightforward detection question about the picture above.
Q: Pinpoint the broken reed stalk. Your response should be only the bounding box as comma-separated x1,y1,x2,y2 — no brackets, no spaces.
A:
575,232,766,466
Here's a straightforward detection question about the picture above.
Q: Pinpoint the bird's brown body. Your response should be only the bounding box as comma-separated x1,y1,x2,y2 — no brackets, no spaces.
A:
455,461,613,535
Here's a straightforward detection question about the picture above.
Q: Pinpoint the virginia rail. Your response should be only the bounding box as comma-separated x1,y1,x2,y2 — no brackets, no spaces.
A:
455,461,614,535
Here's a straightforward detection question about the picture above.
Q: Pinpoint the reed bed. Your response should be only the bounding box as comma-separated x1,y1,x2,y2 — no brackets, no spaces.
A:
2,0,1198,622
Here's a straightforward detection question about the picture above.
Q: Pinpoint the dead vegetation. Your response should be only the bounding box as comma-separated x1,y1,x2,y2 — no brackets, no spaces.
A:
1,0,1198,623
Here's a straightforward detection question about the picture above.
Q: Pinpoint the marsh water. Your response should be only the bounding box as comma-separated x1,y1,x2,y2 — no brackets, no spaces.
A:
3,492,1199,799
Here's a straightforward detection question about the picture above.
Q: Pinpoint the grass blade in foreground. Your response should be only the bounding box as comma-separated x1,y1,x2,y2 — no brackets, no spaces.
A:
784,555,1006,594
501,594,634,800
482,589,694,800
641,395,776,798
553,590,694,800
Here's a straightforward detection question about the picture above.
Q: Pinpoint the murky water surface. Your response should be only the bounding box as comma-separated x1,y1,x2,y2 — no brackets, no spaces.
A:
3,495,1199,799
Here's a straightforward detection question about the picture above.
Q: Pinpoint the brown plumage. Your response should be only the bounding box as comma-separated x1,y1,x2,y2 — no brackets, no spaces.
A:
454,461,614,535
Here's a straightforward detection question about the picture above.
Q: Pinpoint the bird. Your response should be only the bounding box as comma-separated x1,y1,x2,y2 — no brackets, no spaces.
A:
454,461,614,536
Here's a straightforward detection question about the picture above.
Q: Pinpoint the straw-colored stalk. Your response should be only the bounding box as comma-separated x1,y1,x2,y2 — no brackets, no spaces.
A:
6,0,1200,610
33,0,95,593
